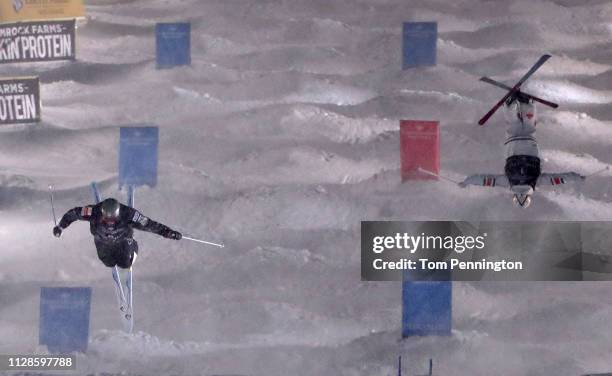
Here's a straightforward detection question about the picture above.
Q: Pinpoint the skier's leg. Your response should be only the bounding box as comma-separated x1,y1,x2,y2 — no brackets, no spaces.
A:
96,241,118,268
116,238,138,269
128,238,138,267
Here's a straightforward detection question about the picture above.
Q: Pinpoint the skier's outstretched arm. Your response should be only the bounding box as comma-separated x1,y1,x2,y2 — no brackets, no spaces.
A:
459,174,509,188
53,206,93,238
129,209,182,240
537,172,585,186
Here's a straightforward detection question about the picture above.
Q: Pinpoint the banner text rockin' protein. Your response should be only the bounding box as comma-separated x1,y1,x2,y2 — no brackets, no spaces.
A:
0,20,76,63
0,78,41,124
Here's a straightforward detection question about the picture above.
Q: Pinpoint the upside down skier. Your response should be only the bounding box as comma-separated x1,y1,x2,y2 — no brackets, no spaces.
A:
52,198,182,269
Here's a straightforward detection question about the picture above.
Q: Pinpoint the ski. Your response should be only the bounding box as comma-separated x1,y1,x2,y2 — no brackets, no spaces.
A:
124,267,134,333
111,266,133,332
90,181,102,204
49,185,58,226
124,186,135,333
479,54,551,125
112,266,134,333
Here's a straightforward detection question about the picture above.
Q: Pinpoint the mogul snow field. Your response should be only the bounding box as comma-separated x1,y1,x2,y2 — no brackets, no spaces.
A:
1,0,612,375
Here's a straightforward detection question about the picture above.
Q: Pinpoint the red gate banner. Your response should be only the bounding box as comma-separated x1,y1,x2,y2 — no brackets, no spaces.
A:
400,120,439,181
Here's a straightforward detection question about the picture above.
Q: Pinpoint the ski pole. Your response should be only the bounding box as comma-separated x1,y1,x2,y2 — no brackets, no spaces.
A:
586,166,610,178
417,167,461,185
49,185,57,226
182,235,224,248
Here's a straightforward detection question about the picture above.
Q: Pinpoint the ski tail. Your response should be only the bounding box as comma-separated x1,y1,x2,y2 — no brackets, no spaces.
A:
127,185,135,208
91,182,102,204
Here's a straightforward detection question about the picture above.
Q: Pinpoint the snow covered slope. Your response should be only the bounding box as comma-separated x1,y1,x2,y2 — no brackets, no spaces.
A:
1,0,612,375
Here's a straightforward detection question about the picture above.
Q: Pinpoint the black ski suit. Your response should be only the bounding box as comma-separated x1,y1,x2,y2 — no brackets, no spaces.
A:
57,203,179,268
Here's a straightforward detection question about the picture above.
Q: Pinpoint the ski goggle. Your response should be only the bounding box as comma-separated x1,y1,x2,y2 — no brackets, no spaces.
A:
101,216,118,225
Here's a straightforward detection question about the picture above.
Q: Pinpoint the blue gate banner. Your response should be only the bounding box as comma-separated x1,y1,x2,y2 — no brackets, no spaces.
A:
119,126,159,188
156,23,191,69
402,22,437,69
402,270,452,337
39,287,92,354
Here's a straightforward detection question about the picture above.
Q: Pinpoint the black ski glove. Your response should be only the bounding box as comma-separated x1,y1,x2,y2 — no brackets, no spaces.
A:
53,226,62,238
164,230,182,240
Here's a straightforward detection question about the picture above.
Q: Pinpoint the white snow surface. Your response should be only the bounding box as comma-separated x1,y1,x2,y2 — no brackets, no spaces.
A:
1,0,612,375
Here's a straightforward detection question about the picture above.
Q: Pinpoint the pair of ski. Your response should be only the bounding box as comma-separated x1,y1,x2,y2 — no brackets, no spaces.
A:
91,182,135,333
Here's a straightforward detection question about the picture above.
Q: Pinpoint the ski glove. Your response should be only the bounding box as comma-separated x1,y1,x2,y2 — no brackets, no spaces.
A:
53,226,62,238
164,230,182,240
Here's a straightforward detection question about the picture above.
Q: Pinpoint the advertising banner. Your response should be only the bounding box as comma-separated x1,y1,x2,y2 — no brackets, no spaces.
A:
39,287,92,354
156,23,191,69
400,120,439,181
0,19,76,63
0,0,85,23
0,76,40,125
402,22,437,69
119,126,159,188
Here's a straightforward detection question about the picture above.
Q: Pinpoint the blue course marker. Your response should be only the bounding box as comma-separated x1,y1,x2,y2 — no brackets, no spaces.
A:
39,287,92,354
156,23,191,69
119,126,159,188
402,22,437,69
402,269,452,337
